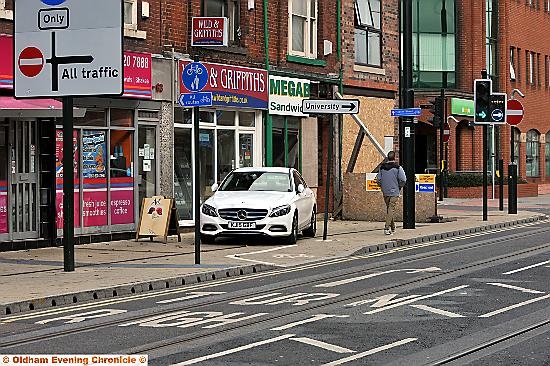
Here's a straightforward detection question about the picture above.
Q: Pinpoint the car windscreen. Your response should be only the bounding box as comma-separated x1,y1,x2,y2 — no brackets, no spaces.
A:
219,172,291,192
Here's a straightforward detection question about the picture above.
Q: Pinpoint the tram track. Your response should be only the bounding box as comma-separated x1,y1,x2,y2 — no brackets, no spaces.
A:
2,222,550,353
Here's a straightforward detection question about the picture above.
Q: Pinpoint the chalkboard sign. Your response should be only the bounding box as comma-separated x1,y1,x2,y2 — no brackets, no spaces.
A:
136,196,181,243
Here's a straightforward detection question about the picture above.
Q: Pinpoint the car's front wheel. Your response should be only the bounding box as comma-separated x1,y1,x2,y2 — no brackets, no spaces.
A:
284,212,298,245
302,206,316,237
200,234,216,244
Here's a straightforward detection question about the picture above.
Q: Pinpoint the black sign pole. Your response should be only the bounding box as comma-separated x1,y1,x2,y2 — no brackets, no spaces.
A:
322,116,333,241
62,96,75,272
483,124,488,221
499,158,504,211
509,126,518,214
194,105,201,264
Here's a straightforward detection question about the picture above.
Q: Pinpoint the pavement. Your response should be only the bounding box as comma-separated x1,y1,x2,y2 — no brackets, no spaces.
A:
1,196,549,316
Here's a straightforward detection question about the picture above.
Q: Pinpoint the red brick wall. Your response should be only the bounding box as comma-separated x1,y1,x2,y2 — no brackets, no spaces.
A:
447,183,538,198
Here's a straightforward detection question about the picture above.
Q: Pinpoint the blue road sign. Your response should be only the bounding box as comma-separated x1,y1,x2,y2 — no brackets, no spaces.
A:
391,108,422,117
416,183,435,193
41,0,66,5
179,92,213,108
182,62,209,92
491,109,504,122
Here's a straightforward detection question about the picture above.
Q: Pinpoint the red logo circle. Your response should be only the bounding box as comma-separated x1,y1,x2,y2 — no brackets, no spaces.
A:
18,47,44,78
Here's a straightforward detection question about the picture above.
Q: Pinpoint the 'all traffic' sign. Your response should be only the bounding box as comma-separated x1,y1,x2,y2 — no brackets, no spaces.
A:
507,99,524,126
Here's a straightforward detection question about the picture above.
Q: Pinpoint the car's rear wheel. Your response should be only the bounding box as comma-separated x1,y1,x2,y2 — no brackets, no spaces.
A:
284,212,298,245
200,234,216,244
303,206,316,237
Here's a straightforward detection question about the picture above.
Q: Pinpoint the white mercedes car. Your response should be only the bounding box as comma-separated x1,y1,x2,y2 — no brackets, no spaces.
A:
200,167,317,244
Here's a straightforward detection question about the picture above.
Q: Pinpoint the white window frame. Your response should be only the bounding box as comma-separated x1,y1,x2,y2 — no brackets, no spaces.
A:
288,0,318,58
203,0,240,45
529,52,534,85
123,0,147,39
510,48,516,81
0,0,13,20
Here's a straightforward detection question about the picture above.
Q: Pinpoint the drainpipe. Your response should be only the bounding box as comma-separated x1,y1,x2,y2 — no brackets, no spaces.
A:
263,0,273,166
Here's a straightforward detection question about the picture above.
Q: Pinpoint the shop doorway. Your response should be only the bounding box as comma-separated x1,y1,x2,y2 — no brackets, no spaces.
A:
10,120,39,239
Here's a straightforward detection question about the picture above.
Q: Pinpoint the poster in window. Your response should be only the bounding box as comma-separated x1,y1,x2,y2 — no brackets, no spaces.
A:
0,180,7,233
55,129,80,230
82,130,108,227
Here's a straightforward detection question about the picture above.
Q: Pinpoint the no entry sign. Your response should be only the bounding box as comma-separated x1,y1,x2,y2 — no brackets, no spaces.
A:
507,99,524,126
18,46,44,77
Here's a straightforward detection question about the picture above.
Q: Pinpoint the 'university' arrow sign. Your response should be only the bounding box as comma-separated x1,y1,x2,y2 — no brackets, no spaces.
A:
302,99,360,115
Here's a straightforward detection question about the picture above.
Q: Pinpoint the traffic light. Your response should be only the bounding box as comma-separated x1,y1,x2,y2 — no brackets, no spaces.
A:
428,96,443,128
474,79,492,123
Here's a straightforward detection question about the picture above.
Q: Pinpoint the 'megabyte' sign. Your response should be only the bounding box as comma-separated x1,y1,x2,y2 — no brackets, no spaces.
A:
14,0,123,98
269,76,310,117
191,17,228,47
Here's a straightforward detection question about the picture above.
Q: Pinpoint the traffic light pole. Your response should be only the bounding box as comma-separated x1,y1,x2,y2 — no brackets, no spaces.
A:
402,0,415,229
483,124,488,221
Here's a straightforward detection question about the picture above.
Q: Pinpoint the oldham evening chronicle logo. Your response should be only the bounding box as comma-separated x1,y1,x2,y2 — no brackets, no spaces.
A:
41,0,67,5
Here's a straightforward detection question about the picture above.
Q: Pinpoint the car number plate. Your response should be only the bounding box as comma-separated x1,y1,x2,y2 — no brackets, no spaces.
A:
228,222,256,229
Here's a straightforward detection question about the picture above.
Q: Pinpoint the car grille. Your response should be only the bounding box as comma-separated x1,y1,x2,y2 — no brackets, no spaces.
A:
218,208,268,221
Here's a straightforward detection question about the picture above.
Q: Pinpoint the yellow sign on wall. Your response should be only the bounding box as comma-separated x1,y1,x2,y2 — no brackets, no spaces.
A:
366,173,381,191
415,174,436,184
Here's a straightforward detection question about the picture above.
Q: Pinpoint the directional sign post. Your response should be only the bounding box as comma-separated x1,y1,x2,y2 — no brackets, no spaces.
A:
391,108,421,117
15,0,122,272
302,99,360,115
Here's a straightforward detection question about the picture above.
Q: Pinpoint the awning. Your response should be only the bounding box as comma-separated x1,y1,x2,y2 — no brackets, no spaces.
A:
0,96,86,118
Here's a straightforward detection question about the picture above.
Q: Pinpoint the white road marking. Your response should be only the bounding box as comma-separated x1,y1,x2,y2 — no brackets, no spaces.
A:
346,294,420,307
410,304,465,318
503,260,550,275
486,282,544,294
231,292,339,306
226,245,297,266
270,314,349,330
2,221,540,323
363,285,469,315
321,338,418,366
170,334,295,365
479,294,550,318
35,309,127,324
291,337,355,354
315,267,441,288
156,291,226,304
273,253,315,259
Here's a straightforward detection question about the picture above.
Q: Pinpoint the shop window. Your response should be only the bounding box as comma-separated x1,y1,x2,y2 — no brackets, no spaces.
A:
202,0,240,45
217,110,236,126
272,116,301,169
110,130,134,225
200,111,215,123
288,0,317,58
239,112,256,127
75,108,106,127
123,0,146,39
217,130,235,182
0,127,8,234
354,0,382,67
526,129,540,177
55,130,80,230
0,0,12,20
546,132,550,176
110,109,134,127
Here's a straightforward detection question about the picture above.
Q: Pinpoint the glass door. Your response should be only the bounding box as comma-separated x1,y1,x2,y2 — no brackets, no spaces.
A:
199,128,215,203
239,133,254,168
174,127,193,221
137,126,157,213
10,120,39,240
0,125,8,240
217,129,235,182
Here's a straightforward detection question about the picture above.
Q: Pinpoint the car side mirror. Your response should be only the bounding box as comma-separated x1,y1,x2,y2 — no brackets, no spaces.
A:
297,184,305,194
211,183,219,192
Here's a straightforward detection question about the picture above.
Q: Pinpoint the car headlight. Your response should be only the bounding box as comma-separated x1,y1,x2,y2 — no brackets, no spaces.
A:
269,204,291,217
201,204,218,217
